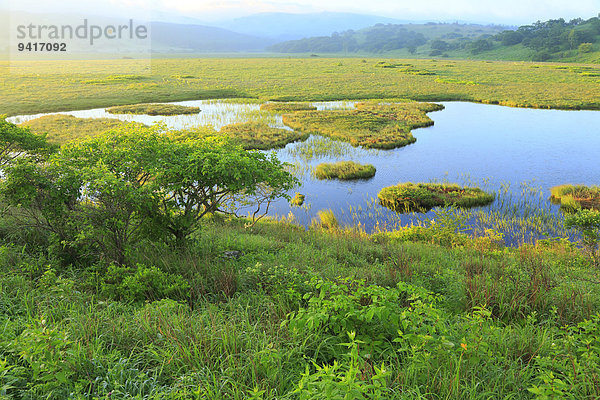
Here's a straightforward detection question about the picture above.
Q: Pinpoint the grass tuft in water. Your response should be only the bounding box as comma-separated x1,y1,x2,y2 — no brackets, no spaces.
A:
314,161,376,180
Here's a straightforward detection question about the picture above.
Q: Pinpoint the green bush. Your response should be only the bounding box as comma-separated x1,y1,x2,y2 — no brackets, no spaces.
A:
287,278,442,356
101,263,190,302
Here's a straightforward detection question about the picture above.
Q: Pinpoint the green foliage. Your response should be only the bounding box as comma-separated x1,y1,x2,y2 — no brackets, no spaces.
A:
579,42,594,53
14,319,74,398
293,332,390,400
106,103,201,115
0,117,52,168
314,161,376,180
564,209,600,266
287,278,440,354
101,263,190,302
378,182,495,213
1,125,297,263
219,121,309,150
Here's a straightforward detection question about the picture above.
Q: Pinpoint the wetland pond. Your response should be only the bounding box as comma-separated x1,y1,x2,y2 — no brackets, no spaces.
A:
9,100,600,244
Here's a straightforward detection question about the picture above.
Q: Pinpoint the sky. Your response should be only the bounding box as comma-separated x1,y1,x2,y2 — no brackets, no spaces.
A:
3,0,599,24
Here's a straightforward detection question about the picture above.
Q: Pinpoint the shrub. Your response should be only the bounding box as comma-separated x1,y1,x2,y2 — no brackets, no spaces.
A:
101,263,190,302
287,278,442,356
579,43,593,54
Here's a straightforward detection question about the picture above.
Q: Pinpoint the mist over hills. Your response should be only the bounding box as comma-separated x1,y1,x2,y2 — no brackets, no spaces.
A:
213,12,410,41
150,22,274,53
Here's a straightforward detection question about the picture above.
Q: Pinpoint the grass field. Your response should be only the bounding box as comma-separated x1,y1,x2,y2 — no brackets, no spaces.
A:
2,56,600,399
2,58,600,116
2,214,600,399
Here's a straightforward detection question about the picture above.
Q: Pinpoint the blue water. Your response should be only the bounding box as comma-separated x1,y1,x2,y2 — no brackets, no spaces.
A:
10,100,600,241
268,102,600,236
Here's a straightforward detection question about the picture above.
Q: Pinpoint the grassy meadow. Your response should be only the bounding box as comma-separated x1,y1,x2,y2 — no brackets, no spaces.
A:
1,56,600,399
2,57,600,117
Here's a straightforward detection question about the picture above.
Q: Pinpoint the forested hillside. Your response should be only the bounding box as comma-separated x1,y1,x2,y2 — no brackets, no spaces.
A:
268,16,600,62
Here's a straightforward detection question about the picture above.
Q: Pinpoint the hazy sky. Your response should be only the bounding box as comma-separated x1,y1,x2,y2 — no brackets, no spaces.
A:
4,0,599,24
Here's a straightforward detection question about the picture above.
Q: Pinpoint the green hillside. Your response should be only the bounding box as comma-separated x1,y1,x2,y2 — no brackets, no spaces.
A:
269,16,600,63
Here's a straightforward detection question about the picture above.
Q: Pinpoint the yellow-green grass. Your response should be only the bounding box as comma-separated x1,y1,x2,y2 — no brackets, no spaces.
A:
378,182,495,212
282,101,441,149
290,192,305,206
314,161,376,180
3,58,600,117
260,102,317,112
219,122,308,150
20,114,135,144
550,184,600,211
106,103,200,115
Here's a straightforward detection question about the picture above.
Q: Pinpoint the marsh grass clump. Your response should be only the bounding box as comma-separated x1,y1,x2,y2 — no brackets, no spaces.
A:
21,114,135,144
550,184,600,211
282,101,443,149
312,209,339,230
106,103,200,115
290,192,305,206
378,182,495,212
260,102,317,112
219,122,308,150
315,161,376,180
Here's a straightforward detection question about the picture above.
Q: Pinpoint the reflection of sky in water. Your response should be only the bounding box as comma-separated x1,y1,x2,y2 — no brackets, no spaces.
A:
7,99,357,131
9,100,600,244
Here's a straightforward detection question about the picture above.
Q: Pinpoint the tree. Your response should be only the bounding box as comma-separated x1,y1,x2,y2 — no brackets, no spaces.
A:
579,43,594,53
2,125,298,263
158,135,298,245
0,117,53,168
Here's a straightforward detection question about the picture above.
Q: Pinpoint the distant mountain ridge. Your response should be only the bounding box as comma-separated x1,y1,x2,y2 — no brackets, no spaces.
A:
150,22,274,53
214,12,411,41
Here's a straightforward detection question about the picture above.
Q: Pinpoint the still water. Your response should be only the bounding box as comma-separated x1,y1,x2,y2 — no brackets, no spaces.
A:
9,100,600,243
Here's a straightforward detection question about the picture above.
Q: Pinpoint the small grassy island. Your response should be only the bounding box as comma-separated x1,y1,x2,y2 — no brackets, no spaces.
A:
106,103,200,116
290,192,305,206
315,161,376,180
378,182,495,212
21,114,135,144
551,184,600,211
219,122,308,150
260,102,317,112
282,101,443,149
